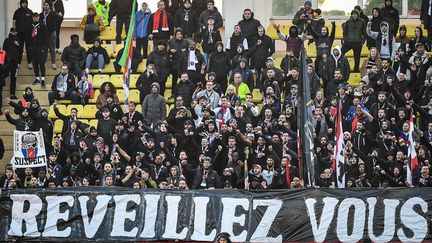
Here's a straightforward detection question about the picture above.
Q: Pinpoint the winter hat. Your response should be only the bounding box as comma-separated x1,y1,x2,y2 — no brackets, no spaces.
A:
70,34,79,41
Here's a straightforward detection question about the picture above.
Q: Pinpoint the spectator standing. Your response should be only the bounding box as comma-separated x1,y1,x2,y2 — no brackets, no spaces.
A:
238,9,261,48
421,0,432,41
93,0,110,26
49,0,64,53
142,82,166,125
136,64,159,104
366,21,397,61
30,12,49,86
113,46,142,73
227,72,251,103
274,24,304,58
148,0,174,45
249,25,275,83
198,0,223,30
197,16,222,64
174,0,197,40
13,0,33,69
40,0,58,70
2,28,22,99
147,40,170,96
168,28,189,97
341,9,366,72
380,0,400,35
208,42,231,92
61,34,86,79
181,40,205,84
367,7,383,48
292,0,313,35
226,25,248,59
80,4,105,44
134,2,152,58
108,0,137,44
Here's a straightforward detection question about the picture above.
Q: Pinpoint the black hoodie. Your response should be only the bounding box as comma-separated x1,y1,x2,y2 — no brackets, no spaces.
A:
238,11,262,47
380,0,399,34
13,1,34,35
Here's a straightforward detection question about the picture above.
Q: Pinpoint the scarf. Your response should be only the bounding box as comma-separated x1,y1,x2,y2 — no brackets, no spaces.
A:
286,159,291,189
152,10,169,33
187,50,197,70
31,23,40,38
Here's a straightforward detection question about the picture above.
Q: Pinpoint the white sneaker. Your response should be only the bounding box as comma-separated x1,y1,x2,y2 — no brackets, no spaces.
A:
28,63,33,69
98,69,103,73
85,68,90,74
52,63,57,70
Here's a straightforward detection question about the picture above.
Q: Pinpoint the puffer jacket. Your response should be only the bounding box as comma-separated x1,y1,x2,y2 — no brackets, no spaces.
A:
173,80,195,107
142,82,166,124
342,9,366,44
134,8,152,38
61,43,86,66
238,11,261,47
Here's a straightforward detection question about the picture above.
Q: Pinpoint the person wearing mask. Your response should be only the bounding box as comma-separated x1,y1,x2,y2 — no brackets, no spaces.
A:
61,34,86,79
48,64,78,105
168,28,189,97
2,28,22,99
80,4,105,44
134,2,152,58
341,9,366,72
174,0,197,40
380,0,400,35
13,0,33,69
40,0,58,70
198,0,223,30
30,12,49,86
366,21,397,61
238,8,261,48
84,38,110,74
148,0,174,45
273,24,304,58
306,20,335,64
93,0,110,26
108,0,137,44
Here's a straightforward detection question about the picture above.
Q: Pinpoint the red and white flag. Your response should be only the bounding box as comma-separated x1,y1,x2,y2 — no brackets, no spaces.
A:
406,113,419,186
333,100,345,188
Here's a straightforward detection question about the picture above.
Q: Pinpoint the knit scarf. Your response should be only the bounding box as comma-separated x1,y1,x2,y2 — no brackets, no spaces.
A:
152,10,169,33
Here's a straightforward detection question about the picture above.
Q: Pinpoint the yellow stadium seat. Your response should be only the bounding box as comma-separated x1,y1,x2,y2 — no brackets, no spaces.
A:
274,58,282,69
117,90,126,103
90,89,100,103
137,61,146,73
166,104,170,116
54,120,63,134
130,74,140,86
110,74,123,88
129,89,140,103
115,44,125,54
89,119,98,128
136,104,142,112
348,73,362,87
48,104,66,119
82,105,98,119
164,89,173,104
104,62,116,73
252,89,262,103
66,105,84,118
57,99,71,104
92,74,110,88
166,75,173,89
79,119,89,125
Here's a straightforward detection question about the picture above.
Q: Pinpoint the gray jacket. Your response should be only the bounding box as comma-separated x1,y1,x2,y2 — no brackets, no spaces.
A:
142,83,166,124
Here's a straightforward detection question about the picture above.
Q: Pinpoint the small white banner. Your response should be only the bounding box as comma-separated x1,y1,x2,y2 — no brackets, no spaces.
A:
11,129,47,169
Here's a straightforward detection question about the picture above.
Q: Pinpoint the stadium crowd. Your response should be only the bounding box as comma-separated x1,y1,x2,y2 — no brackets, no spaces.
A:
1,0,432,192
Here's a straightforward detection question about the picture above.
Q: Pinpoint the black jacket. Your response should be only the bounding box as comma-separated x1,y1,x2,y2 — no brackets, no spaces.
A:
168,38,189,70
196,26,222,54
249,33,275,69
86,46,110,64
61,43,86,66
13,6,33,35
3,35,23,63
147,10,174,40
208,51,231,78
174,7,198,38
109,0,138,19
238,13,261,47
380,0,400,34
173,80,195,107
136,72,159,98
308,22,336,58
147,49,171,77
39,11,58,32
30,22,49,47
192,169,221,189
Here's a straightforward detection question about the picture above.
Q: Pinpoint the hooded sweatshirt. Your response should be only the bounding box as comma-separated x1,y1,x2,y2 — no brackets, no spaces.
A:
238,10,262,47
366,21,396,60
331,46,350,80
380,0,399,34
13,0,34,35
277,26,304,58
307,21,335,57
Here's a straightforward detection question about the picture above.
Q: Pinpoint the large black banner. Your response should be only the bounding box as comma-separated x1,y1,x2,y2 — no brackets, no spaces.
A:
0,188,431,242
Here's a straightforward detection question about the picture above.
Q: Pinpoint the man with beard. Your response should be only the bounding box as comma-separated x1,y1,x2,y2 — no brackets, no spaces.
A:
174,0,197,40
168,28,189,96
147,0,174,45
61,34,86,79
147,40,170,95
192,157,220,189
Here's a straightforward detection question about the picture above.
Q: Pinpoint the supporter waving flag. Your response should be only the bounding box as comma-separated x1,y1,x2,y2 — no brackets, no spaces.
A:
333,100,345,188
406,113,419,187
119,0,137,110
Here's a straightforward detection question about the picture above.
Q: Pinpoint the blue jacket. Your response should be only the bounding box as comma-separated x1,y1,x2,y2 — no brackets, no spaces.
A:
134,9,151,38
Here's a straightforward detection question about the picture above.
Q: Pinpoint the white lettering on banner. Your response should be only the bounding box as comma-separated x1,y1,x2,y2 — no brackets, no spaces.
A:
397,197,428,243
367,198,398,242
111,195,140,237
43,196,74,237
162,196,188,240
305,197,339,243
8,194,43,237
140,194,161,238
305,197,429,243
336,198,365,242
79,195,111,238
250,199,283,242
220,198,249,242
190,197,216,241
